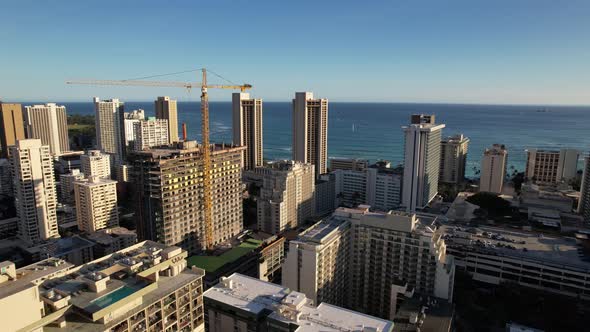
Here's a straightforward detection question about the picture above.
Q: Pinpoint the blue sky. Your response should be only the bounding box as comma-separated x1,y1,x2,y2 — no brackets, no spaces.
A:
1,0,589,104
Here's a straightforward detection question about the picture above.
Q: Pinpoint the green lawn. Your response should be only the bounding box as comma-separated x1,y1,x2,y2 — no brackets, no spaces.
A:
187,239,263,272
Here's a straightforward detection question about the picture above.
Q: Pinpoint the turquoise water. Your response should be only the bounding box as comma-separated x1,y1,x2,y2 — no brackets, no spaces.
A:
91,285,139,308
58,101,590,177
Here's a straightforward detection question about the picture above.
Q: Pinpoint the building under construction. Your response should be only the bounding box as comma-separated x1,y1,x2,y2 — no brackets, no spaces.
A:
131,141,246,254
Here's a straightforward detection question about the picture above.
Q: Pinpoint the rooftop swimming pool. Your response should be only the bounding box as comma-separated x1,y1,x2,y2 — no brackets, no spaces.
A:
91,285,141,309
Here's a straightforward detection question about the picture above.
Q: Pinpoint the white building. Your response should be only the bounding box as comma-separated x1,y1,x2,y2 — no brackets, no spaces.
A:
80,149,111,179
74,176,119,233
257,160,315,234
480,144,508,194
23,103,70,156
133,118,169,151
440,134,469,184
292,92,328,178
94,97,125,165
329,157,369,171
60,169,84,204
578,157,590,221
203,273,394,332
402,114,445,212
525,148,580,184
10,139,60,244
123,109,145,147
283,206,455,320
333,165,402,211
232,92,263,170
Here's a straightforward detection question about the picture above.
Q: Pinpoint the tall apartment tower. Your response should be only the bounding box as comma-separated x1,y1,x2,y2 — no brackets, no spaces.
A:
10,139,59,244
232,92,263,170
402,114,445,212
155,96,178,143
23,103,70,156
578,157,590,221
131,141,245,253
60,169,84,204
80,150,111,179
94,97,125,165
0,102,25,158
256,160,315,234
525,148,580,184
123,109,145,147
439,134,469,184
74,176,119,232
292,92,328,178
133,118,169,151
480,144,508,194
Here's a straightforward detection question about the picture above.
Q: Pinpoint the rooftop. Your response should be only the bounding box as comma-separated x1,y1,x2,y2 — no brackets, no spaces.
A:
204,273,394,332
187,238,262,272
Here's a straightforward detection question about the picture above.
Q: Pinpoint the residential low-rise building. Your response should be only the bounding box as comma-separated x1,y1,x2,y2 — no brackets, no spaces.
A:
204,273,394,332
84,226,137,258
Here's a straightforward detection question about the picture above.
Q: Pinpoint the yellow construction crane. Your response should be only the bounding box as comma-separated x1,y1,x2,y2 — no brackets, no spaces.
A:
67,68,252,250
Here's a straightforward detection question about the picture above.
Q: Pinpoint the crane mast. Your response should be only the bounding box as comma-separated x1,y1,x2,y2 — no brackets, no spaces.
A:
66,68,251,250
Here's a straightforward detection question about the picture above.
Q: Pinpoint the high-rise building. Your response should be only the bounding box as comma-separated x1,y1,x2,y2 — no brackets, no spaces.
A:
0,102,25,158
123,109,145,147
155,96,178,143
23,103,70,156
0,158,12,197
256,160,315,234
283,206,454,320
402,114,445,212
74,175,119,233
80,149,111,179
0,241,205,332
232,92,263,170
203,273,394,332
292,92,328,178
480,144,508,194
329,157,369,171
525,148,580,184
333,163,402,211
60,169,84,204
578,157,590,221
133,118,169,151
10,139,59,245
440,134,469,184
94,97,125,165
132,141,245,253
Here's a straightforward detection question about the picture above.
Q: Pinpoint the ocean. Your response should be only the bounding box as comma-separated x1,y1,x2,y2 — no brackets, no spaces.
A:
58,101,590,178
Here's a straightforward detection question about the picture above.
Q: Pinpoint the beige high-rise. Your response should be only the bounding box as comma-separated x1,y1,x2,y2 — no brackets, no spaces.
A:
23,103,70,156
232,92,263,170
74,176,119,232
94,97,125,165
133,118,169,151
480,144,508,194
292,92,328,178
10,139,59,244
131,141,245,253
525,148,579,184
0,102,25,158
155,96,178,143
60,169,84,204
256,160,315,234
80,150,111,179
440,134,469,184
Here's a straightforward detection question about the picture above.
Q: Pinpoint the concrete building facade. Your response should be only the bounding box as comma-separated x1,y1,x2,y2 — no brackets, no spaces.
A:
578,157,590,221
23,103,70,156
440,134,469,184
94,97,125,165
133,118,169,151
80,150,111,179
132,141,245,254
123,109,145,147
525,148,580,184
292,92,328,179
232,92,263,170
10,139,59,245
0,102,25,158
74,176,119,233
402,114,445,212
60,169,84,204
204,273,394,332
480,144,508,194
256,160,316,234
329,157,369,171
0,158,12,197
155,96,178,143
